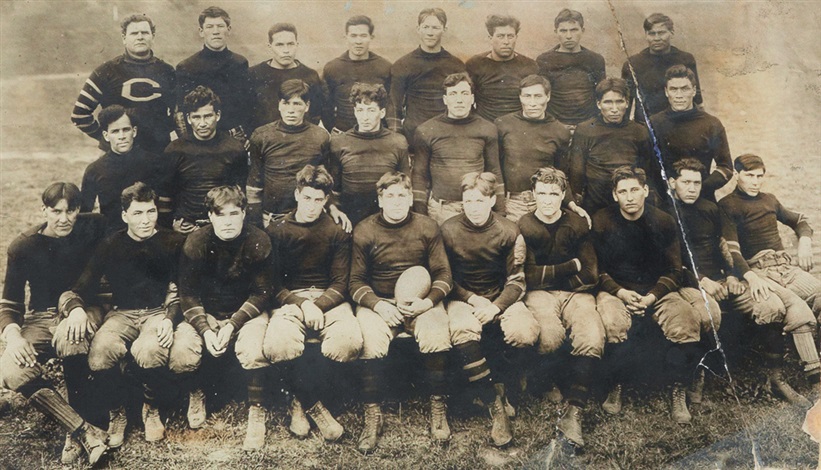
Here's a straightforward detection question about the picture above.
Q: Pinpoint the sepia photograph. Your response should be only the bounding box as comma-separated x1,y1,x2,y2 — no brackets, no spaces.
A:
0,0,819,468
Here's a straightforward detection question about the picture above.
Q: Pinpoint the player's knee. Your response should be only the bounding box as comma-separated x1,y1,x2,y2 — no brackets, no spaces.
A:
783,302,816,333
131,335,168,369
447,303,482,346
0,353,41,392
52,326,91,358
235,331,268,370
660,310,701,344
87,334,127,371
168,326,202,374
500,302,539,348
597,295,630,344
700,296,722,333
262,318,305,363
569,320,606,359
752,295,787,326
415,305,452,353
321,317,363,363
356,309,392,359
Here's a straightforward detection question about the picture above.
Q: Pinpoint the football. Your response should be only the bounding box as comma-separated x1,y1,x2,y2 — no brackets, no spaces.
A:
394,265,432,302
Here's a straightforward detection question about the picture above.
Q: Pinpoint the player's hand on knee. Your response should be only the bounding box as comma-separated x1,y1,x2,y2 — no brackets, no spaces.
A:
467,294,493,309
397,297,433,318
743,271,771,302
157,318,174,349
725,276,746,296
374,301,404,327
302,300,325,330
797,237,813,272
700,277,728,301
203,330,226,357
473,304,501,325
216,323,235,351
5,327,37,367
66,307,90,344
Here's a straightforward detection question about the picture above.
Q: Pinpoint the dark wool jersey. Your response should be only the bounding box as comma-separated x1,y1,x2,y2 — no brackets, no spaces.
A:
440,213,525,311
621,46,702,124
387,47,465,140
165,132,248,222
0,214,105,333
719,188,813,275
247,120,330,215
176,47,252,131
666,198,734,284
267,212,351,312
328,127,410,225
350,212,452,310
72,53,176,154
518,210,597,292
80,146,171,234
568,115,656,213
322,52,392,132
465,52,538,122
592,205,681,300
495,111,571,193
412,114,504,212
248,60,327,131
179,224,273,335
649,108,732,200
63,229,186,323
536,46,606,124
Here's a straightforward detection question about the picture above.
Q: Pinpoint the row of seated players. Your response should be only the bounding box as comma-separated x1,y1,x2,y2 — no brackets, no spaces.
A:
1,155,818,465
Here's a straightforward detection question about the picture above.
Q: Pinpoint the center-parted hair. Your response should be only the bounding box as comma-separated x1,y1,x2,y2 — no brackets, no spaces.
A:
734,153,767,173
268,22,298,43
346,15,374,34
183,85,221,115
530,167,568,192
665,64,697,88
376,171,412,196
443,72,473,92
460,172,497,197
418,7,447,26
595,78,630,102
485,14,520,35
644,13,674,32
121,181,157,212
519,74,551,94
279,79,311,102
206,185,247,213
554,9,584,29
611,165,647,188
199,6,231,28
121,14,156,35
296,164,334,195
671,158,706,179
350,82,388,109
42,182,82,211
99,105,133,132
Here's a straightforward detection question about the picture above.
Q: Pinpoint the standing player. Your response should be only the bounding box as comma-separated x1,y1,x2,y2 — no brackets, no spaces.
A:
329,83,410,225
536,9,606,131
0,183,108,465
247,79,334,228
176,6,252,144
568,78,657,214
387,7,465,142
593,166,714,424
61,183,202,445
413,73,505,224
517,167,603,447
264,165,362,442
71,14,176,154
650,65,732,202
80,105,172,232
465,14,538,122
622,13,702,124
178,186,274,450
249,23,327,131
166,86,248,234
322,16,392,134
350,171,453,452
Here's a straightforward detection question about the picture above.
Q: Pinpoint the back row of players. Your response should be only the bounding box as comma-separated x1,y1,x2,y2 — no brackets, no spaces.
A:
1,5,818,466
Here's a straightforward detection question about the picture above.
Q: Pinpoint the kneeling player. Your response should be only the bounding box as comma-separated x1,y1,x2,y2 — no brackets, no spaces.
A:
517,167,604,447
350,171,453,452
441,172,533,447
264,165,363,443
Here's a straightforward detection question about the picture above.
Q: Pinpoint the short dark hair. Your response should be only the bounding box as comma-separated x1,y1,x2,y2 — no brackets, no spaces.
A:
279,79,311,102
520,74,551,94
644,13,674,32
595,77,630,102
611,166,647,188
42,182,81,211
530,167,567,192
376,171,412,195
183,85,221,115
350,82,388,109
121,181,157,212
268,22,298,43
665,64,697,88
554,9,584,29
121,14,155,35
461,172,497,197
443,72,473,93
296,164,334,195
418,8,447,27
734,154,767,173
99,105,132,132
199,6,231,28
485,14,520,35
671,158,705,179
206,185,247,213
346,15,374,34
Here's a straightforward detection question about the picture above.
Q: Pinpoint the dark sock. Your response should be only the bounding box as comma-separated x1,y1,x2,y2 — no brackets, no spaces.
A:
361,359,387,404
423,351,448,397
453,341,495,403
566,356,596,408
61,355,91,417
246,368,266,407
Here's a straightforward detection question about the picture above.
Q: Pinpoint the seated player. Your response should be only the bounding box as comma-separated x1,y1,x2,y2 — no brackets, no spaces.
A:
264,165,363,441
60,182,202,445
593,166,715,424
350,171,453,452
166,86,248,234
517,167,603,447
0,183,108,465
328,83,410,226
718,154,821,402
441,172,533,447
178,186,274,450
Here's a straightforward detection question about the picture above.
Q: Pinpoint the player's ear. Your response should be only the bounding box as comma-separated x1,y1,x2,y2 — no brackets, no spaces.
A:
612,190,618,203
131,126,137,138
643,185,650,196
122,210,128,224
489,195,497,207
215,111,221,122
102,130,110,143
378,108,386,120
667,177,676,191
294,188,300,202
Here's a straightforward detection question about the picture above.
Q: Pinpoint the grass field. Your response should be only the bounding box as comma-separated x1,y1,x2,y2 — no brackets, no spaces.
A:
1,1,820,469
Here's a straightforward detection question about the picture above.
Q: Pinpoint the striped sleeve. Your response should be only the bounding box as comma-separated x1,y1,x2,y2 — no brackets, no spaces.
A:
71,74,104,141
